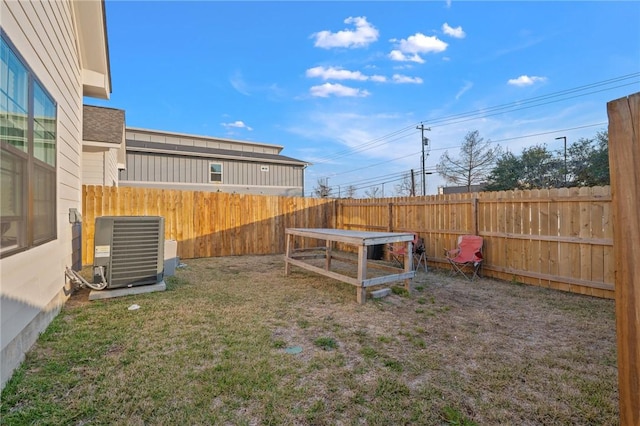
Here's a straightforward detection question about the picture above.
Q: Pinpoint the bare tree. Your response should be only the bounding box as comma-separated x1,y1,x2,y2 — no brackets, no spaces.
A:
436,130,501,191
394,171,416,196
343,185,358,199
364,186,382,198
312,178,332,198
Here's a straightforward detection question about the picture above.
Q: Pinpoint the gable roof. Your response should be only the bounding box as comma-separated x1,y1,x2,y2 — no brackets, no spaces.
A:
83,105,125,145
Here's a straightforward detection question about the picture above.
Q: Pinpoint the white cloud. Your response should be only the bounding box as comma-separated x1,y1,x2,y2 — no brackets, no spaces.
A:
306,66,388,83
312,16,379,49
229,71,250,96
221,120,253,131
309,83,370,98
392,74,423,84
388,50,425,64
455,81,473,99
306,66,368,81
442,23,465,39
445,0,452,8
370,75,387,83
389,33,448,63
507,75,548,87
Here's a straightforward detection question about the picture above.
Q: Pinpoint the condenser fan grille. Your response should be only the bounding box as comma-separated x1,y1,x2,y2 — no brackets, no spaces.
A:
93,216,165,289
109,219,162,287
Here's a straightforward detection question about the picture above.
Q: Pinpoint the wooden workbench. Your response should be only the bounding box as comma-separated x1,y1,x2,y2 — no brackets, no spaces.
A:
284,228,416,304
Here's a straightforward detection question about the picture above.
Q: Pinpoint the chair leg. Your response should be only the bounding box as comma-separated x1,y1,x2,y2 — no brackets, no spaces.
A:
414,252,427,272
449,261,476,280
471,262,482,279
391,254,403,268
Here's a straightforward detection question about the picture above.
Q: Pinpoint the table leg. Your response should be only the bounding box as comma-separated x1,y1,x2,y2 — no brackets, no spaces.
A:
284,233,292,275
325,239,331,270
404,241,413,293
357,246,368,304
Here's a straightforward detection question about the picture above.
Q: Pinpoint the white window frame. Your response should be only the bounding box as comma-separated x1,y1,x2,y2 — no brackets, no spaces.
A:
209,162,222,183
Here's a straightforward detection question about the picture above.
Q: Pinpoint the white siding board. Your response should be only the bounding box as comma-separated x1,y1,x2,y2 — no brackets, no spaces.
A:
165,136,179,145
149,134,165,143
106,149,117,185
1,0,87,389
133,133,151,142
19,1,78,114
82,151,105,185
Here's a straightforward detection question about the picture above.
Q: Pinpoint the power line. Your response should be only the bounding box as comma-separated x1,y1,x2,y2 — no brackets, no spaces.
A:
308,73,638,166
428,122,608,153
326,122,605,190
426,73,639,127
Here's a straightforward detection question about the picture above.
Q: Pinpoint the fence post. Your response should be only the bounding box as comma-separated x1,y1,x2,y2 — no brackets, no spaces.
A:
608,91,640,426
472,194,479,236
387,202,393,232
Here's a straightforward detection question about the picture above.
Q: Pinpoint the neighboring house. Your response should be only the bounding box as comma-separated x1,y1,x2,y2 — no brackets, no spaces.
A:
119,127,308,197
1,0,111,389
438,184,487,195
82,105,126,187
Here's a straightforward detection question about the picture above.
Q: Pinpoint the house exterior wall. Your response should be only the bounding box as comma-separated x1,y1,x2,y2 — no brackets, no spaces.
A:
120,129,307,197
0,0,105,389
82,147,119,186
119,152,304,196
120,152,303,188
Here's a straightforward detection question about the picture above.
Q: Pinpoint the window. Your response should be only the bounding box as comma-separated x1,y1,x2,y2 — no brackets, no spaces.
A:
209,162,222,183
1,32,57,257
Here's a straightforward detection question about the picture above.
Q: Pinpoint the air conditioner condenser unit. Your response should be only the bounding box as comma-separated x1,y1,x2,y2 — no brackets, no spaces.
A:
93,216,165,289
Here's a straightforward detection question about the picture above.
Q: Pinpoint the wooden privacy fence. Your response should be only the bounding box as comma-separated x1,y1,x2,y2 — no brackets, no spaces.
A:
82,185,336,266
82,184,614,299
338,186,614,299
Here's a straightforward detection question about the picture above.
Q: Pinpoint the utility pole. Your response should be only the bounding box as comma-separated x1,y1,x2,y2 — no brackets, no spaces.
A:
410,169,415,196
417,124,431,196
555,136,567,187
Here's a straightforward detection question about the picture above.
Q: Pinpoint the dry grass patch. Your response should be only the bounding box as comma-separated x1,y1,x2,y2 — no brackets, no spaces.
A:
1,254,618,425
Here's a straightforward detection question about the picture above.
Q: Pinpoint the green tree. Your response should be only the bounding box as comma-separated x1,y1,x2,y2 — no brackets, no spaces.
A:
436,130,501,191
484,151,522,191
567,130,609,187
519,144,563,189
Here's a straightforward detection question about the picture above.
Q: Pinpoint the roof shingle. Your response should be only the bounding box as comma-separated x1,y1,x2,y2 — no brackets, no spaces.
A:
83,105,125,145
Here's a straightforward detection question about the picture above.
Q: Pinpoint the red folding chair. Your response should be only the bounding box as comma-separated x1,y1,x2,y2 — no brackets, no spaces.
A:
388,233,426,270
444,235,483,280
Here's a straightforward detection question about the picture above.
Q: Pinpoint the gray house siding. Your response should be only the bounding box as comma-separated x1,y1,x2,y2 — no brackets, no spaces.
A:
120,152,304,196
120,128,308,196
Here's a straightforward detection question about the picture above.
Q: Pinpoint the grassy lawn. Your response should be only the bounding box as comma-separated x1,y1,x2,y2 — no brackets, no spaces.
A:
1,255,618,425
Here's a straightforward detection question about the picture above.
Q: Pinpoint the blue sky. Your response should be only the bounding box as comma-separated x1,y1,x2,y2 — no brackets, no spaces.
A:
86,1,640,196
